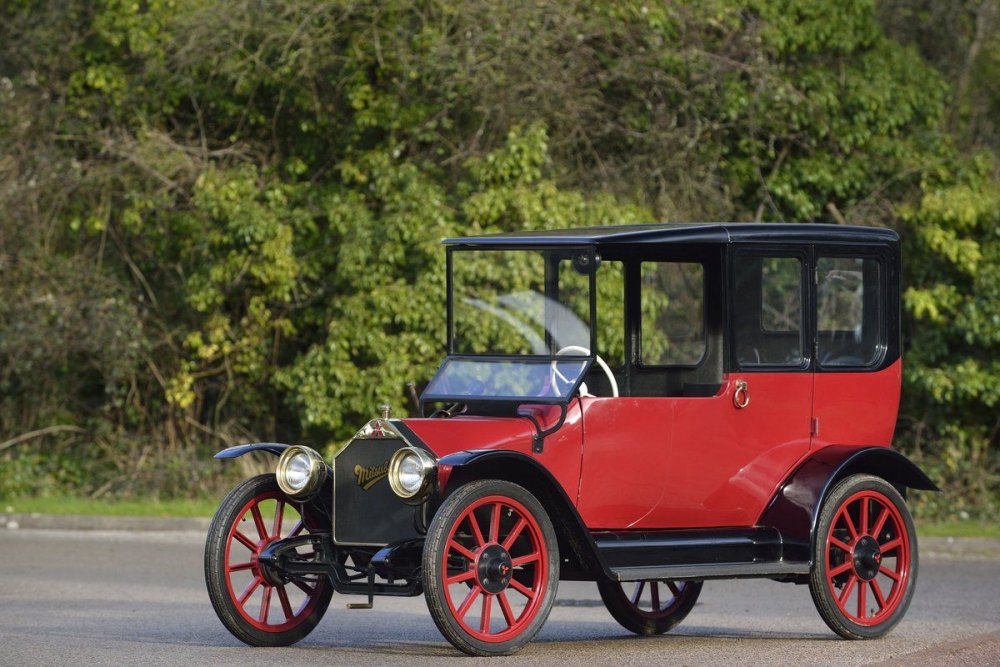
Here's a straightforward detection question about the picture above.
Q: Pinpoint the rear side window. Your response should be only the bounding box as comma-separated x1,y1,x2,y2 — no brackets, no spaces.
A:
733,254,804,367
640,261,705,366
817,256,882,367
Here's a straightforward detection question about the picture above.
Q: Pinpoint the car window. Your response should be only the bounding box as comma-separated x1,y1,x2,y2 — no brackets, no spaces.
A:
760,257,802,333
817,256,882,367
734,254,804,367
640,261,706,366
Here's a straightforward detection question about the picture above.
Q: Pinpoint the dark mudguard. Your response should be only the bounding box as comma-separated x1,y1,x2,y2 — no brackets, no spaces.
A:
759,446,937,562
214,442,291,459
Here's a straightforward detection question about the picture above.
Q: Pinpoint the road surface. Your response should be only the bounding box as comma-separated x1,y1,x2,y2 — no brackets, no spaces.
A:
1,528,998,666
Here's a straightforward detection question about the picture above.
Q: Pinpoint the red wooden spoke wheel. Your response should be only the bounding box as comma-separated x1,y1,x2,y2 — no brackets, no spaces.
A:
205,475,333,647
598,578,702,636
424,480,559,656
809,474,917,639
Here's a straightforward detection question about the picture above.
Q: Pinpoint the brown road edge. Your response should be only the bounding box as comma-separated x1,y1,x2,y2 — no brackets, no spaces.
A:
870,629,1000,666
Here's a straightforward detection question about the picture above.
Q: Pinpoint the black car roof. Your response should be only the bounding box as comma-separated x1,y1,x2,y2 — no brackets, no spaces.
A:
443,222,899,247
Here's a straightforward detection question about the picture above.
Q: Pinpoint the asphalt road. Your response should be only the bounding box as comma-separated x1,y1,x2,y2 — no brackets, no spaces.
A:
1,529,998,666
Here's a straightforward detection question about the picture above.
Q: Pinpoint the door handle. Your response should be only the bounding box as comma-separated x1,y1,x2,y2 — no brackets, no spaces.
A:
733,380,750,409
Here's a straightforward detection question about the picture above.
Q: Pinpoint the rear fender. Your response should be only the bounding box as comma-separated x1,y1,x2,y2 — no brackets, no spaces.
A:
759,446,938,563
437,450,611,580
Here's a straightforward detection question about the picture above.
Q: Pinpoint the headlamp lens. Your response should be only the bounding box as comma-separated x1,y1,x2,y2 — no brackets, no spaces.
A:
284,452,312,491
275,446,324,498
397,453,424,494
388,447,436,501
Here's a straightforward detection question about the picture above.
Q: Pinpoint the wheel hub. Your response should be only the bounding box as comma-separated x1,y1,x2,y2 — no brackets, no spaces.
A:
255,538,286,586
852,535,882,581
476,544,513,594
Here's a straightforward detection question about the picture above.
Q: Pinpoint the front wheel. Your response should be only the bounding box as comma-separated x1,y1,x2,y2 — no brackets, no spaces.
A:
598,579,702,636
809,474,917,639
205,474,333,646
423,479,560,656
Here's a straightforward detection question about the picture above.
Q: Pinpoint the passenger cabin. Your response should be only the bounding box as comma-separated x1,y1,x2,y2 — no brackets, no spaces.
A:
432,223,903,530
442,222,900,404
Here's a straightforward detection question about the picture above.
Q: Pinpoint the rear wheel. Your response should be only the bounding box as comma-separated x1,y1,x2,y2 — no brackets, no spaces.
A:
423,479,559,656
205,474,333,646
809,474,917,639
598,579,702,635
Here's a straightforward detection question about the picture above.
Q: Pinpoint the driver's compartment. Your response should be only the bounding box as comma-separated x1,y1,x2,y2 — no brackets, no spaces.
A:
422,239,727,416
582,243,724,400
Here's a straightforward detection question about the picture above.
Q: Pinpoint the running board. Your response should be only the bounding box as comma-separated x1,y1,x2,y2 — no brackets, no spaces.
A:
611,560,809,582
593,526,810,581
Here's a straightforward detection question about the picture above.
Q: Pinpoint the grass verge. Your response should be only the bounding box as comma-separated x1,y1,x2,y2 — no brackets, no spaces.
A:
2,495,219,518
918,520,1000,539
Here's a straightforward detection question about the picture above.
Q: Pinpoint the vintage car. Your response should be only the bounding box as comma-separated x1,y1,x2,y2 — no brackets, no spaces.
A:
204,223,936,656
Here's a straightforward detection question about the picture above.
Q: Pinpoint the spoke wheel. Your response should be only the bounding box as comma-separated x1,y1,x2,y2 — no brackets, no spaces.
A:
809,474,917,639
424,480,559,656
205,474,333,646
598,579,702,636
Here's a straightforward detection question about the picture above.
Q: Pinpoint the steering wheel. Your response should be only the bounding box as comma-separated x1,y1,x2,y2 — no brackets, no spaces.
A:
553,345,619,398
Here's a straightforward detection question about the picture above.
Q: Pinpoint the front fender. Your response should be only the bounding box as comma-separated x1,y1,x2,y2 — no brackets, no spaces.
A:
214,442,291,459
759,446,938,563
435,449,568,497
436,449,611,580
214,443,334,529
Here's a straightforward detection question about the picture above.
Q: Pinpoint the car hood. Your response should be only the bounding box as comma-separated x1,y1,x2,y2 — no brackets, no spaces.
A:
399,414,542,458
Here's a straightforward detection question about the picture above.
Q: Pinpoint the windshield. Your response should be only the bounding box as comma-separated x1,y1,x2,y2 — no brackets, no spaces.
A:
422,247,597,404
450,248,594,355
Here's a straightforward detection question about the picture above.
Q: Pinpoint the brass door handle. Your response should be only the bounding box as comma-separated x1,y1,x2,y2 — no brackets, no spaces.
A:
733,380,750,409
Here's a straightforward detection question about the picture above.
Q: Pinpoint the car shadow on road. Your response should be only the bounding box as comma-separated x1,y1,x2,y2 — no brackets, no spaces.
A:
534,620,836,645
2,597,835,660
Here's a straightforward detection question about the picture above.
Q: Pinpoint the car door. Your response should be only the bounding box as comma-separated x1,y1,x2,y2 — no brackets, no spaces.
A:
576,252,725,529
575,247,815,530
811,245,901,448
574,254,678,529
648,248,814,528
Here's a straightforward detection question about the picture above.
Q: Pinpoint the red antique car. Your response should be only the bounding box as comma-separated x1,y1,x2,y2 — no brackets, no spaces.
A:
204,223,936,656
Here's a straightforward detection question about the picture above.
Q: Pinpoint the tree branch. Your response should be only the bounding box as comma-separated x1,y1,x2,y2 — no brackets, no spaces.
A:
0,425,86,453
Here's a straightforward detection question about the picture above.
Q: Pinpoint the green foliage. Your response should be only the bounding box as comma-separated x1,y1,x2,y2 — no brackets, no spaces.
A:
281,124,646,440
899,154,1000,518
0,0,997,518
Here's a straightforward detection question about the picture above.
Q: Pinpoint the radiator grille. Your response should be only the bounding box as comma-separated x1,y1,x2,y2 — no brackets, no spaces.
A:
332,437,422,546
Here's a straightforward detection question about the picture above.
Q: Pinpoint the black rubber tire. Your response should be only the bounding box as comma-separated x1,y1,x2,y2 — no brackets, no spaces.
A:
423,479,560,656
808,474,918,640
598,579,702,636
205,474,333,647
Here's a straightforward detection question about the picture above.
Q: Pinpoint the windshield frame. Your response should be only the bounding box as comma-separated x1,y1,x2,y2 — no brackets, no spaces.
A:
420,354,594,405
417,244,600,411
445,244,599,358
